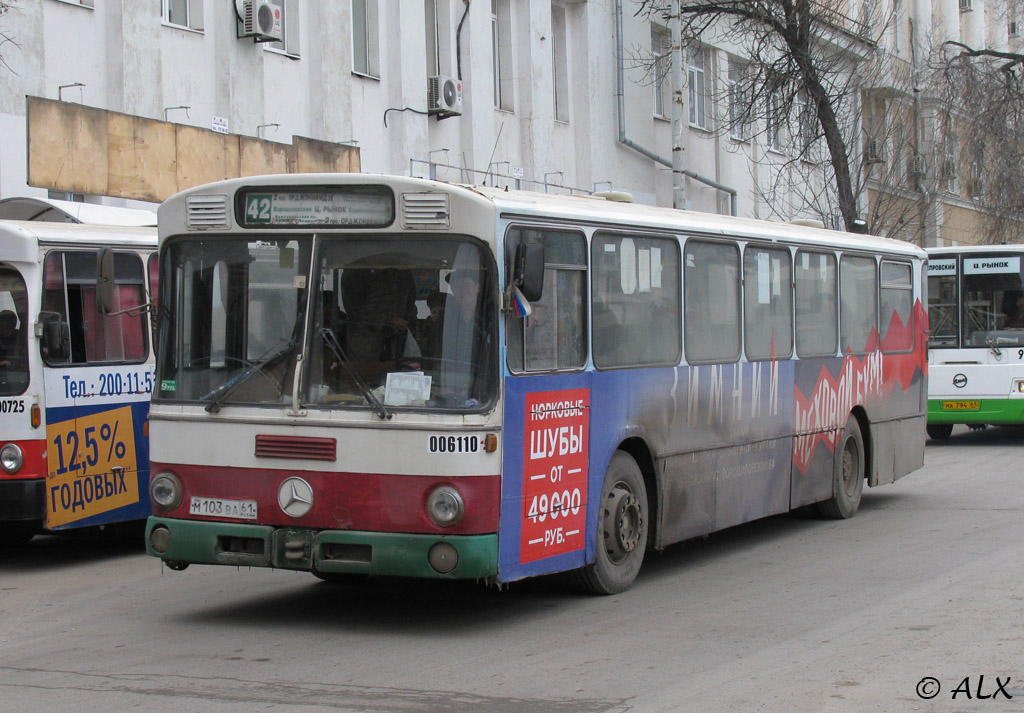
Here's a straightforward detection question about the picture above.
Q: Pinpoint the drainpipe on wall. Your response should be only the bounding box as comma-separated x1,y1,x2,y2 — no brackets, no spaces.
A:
670,0,687,210
614,0,738,216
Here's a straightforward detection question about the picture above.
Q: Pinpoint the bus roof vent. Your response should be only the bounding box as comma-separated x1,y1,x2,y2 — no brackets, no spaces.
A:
186,194,230,231
401,192,450,230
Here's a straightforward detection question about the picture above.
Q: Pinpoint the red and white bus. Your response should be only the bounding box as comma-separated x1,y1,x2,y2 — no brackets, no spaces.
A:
145,174,927,593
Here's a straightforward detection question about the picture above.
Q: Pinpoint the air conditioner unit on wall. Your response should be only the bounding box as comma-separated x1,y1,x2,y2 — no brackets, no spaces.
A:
240,0,283,42
864,139,884,164
428,75,463,118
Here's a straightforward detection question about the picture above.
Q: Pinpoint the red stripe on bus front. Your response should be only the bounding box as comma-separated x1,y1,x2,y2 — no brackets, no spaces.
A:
152,462,500,534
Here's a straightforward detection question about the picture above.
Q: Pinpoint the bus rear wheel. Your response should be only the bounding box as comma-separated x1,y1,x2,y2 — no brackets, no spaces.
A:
818,417,865,519
927,424,954,440
576,451,648,595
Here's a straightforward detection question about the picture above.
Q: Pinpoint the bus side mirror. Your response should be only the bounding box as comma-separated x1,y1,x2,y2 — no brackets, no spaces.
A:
513,243,545,302
98,247,115,314
43,320,70,361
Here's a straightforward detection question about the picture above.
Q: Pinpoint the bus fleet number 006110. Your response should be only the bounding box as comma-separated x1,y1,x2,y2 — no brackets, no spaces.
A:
429,435,480,454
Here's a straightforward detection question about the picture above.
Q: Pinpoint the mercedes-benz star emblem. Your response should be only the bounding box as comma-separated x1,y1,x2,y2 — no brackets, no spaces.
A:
278,477,314,518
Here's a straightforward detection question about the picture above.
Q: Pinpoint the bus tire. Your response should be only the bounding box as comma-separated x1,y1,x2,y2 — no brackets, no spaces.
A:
576,451,648,595
927,424,954,440
818,417,865,520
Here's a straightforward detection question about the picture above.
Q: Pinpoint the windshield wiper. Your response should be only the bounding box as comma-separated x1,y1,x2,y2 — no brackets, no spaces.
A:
318,327,391,420
201,340,295,413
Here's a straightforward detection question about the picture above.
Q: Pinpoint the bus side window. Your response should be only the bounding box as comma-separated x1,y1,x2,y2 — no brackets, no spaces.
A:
506,227,587,373
839,254,878,355
743,246,793,361
795,250,838,357
880,261,914,352
41,251,148,365
684,239,741,364
592,233,681,368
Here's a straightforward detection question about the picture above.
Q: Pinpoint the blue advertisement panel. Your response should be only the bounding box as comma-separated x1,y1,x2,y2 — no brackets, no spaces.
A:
43,364,153,529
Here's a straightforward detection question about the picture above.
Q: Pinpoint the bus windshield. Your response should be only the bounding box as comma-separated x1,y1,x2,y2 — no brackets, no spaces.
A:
0,265,29,396
156,235,496,412
961,255,1024,348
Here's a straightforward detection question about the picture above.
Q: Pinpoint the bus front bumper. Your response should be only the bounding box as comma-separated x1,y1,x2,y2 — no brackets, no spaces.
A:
928,398,1024,425
0,478,45,521
145,517,498,580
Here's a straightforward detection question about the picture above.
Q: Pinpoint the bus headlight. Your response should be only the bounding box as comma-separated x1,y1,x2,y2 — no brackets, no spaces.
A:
426,485,464,527
150,472,183,510
0,443,23,474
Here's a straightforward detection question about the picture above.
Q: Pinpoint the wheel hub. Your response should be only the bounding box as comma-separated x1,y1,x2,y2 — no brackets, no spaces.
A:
603,483,642,563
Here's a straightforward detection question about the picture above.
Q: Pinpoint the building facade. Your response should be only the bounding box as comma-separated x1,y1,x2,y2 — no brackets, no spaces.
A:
0,0,1019,245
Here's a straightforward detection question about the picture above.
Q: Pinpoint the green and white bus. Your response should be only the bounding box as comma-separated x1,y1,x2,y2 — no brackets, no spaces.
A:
927,246,1024,439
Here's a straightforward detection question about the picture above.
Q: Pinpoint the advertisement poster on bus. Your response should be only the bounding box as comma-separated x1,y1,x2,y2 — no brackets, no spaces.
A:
43,364,153,529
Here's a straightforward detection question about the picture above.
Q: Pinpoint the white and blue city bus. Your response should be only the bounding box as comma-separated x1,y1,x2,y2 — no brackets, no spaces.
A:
0,210,157,546
145,174,927,593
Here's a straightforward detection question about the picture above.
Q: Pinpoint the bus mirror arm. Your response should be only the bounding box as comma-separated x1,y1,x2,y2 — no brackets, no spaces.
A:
103,301,154,319
513,243,545,302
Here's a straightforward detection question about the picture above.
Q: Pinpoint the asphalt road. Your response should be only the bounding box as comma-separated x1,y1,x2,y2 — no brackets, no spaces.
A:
2,425,1024,713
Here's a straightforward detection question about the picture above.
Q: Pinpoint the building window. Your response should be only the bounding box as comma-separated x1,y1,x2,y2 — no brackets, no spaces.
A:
688,45,708,129
162,0,203,31
652,27,670,119
766,91,783,151
426,0,440,77
266,0,299,56
353,0,380,77
797,91,817,156
727,57,749,140
552,5,569,122
492,0,513,110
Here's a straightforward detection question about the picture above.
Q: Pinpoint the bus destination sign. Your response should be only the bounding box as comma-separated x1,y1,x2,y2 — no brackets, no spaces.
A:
239,186,394,228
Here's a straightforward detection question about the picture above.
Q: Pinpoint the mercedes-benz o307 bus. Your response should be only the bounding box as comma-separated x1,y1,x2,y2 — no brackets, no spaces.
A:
0,220,158,546
145,174,927,594
927,245,1024,439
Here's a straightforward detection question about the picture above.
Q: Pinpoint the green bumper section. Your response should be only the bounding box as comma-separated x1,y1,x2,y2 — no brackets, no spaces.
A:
145,517,498,580
928,398,1024,425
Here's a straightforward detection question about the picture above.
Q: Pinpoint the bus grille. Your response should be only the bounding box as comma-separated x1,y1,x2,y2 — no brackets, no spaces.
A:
401,192,450,229
186,194,230,230
254,435,337,461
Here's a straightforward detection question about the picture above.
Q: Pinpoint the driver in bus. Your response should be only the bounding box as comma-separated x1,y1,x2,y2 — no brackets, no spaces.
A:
1005,295,1024,329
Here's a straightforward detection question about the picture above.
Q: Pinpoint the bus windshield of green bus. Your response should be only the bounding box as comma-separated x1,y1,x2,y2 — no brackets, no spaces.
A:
961,255,1024,348
309,236,495,411
156,236,496,412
